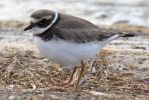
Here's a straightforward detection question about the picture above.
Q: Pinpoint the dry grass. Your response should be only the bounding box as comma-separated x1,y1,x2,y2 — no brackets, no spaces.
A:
0,46,149,99
0,47,67,91
0,22,149,99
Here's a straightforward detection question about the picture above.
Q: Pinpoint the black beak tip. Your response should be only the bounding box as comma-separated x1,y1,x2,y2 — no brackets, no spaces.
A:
24,24,33,31
24,27,28,31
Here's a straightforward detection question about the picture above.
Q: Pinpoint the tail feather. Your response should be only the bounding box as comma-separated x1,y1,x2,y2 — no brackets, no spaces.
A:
120,32,138,37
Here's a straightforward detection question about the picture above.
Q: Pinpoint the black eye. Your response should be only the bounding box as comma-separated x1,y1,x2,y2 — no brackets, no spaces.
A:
37,18,49,28
41,18,47,23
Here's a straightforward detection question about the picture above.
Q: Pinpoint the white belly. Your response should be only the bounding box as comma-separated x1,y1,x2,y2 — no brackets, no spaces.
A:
34,37,106,67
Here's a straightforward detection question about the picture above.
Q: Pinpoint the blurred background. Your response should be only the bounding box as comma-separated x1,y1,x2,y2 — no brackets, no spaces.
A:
0,0,149,27
0,0,149,99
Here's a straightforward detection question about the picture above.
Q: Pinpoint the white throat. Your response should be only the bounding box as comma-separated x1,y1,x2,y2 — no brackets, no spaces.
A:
32,11,59,34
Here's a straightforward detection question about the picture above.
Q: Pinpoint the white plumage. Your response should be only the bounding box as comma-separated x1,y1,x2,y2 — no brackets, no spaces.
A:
34,34,119,70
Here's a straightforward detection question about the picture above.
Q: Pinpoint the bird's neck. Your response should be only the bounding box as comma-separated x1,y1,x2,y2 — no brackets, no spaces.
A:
35,11,60,41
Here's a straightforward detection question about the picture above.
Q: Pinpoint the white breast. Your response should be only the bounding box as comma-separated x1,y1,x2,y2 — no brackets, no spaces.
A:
34,35,119,68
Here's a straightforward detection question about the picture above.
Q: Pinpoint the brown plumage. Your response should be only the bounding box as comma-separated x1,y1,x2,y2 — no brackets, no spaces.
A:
33,10,136,43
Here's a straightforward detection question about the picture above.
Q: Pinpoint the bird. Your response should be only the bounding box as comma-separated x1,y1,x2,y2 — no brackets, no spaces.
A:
24,9,136,92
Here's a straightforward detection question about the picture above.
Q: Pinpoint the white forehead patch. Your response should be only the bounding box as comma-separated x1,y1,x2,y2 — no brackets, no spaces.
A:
30,18,38,23
30,11,59,35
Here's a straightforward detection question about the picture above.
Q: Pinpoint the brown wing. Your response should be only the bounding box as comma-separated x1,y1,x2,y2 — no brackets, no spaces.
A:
55,13,98,29
54,28,122,43
36,12,136,42
53,14,136,43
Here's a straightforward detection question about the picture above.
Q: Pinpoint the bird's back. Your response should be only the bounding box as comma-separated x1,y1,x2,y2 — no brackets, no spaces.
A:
55,13,98,29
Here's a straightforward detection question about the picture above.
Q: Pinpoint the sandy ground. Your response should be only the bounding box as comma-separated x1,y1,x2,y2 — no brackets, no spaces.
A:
0,24,149,100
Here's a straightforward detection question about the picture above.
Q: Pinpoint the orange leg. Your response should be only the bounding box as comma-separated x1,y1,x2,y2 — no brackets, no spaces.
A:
49,67,78,86
66,67,78,85
73,61,86,92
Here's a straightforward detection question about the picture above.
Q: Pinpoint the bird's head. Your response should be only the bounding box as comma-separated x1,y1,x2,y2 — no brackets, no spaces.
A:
24,9,58,35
